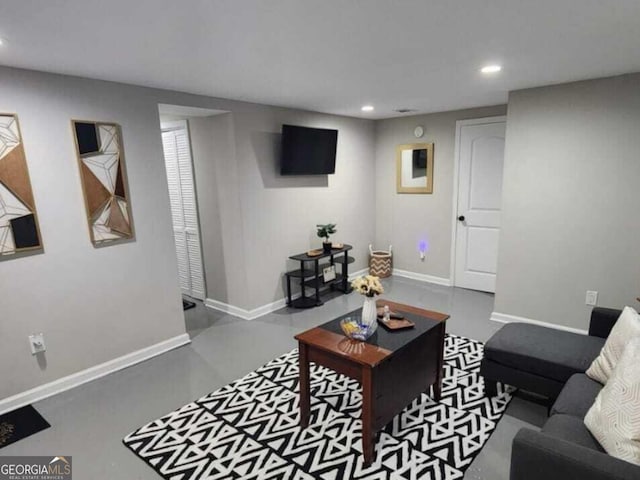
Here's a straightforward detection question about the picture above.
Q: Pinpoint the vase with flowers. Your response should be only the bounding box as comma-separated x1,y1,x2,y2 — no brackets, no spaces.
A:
351,275,384,336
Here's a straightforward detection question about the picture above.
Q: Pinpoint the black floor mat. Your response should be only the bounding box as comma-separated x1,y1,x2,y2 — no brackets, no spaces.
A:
0,405,50,449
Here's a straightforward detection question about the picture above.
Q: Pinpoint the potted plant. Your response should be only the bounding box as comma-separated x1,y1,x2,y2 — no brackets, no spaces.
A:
316,223,337,253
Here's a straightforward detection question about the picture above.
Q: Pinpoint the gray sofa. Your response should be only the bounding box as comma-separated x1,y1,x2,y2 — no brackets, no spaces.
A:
481,307,640,479
511,373,640,479
481,308,620,399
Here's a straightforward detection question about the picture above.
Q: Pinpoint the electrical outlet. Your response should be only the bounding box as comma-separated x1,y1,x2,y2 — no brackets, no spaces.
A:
29,333,46,355
420,251,425,261
585,291,598,306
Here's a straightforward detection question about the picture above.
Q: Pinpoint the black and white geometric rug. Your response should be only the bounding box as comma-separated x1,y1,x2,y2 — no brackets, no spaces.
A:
123,334,513,479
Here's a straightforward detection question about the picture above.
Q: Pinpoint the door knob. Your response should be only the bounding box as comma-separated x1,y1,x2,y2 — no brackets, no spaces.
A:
458,215,465,222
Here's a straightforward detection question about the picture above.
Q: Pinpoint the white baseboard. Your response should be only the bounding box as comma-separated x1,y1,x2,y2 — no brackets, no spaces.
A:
205,297,295,321
204,298,255,320
392,268,452,287
490,311,588,335
206,268,370,321
0,333,191,416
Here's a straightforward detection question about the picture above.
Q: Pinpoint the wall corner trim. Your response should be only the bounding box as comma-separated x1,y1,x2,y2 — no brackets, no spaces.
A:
204,298,283,321
0,333,191,416
205,268,370,321
392,269,451,287
490,311,588,335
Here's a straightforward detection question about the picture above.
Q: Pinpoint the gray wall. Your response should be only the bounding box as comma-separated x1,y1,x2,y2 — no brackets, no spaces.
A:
7,60,634,402
0,68,186,400
0,66,375,401
189,110,376,310
232,109,376,309
374,105,507,279
189,114,247,307
495,74,640,330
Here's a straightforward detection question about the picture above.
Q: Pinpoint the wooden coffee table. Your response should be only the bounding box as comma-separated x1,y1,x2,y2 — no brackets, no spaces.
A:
294,300,448,466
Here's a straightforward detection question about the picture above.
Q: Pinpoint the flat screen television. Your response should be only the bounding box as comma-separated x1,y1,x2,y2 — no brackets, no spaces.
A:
280,125,338,175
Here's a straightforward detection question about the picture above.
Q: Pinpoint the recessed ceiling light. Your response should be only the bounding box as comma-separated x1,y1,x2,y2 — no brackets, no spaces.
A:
0,38,5,47
481,64,502,74
361,105,374,112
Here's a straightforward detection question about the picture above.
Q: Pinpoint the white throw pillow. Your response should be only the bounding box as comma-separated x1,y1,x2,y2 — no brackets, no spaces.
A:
584,337,640,465
586,306,640,384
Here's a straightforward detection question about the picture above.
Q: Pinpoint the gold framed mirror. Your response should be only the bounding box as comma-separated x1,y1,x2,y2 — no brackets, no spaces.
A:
396,143,434,194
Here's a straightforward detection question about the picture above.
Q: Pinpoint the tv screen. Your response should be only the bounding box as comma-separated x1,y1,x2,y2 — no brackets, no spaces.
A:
280,125,338,175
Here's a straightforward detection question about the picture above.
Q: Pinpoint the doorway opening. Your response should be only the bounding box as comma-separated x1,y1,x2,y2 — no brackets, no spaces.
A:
157,104,226,321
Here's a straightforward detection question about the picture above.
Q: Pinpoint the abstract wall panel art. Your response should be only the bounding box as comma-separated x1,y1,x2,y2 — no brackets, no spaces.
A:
0,114,43,258
72,121,134,245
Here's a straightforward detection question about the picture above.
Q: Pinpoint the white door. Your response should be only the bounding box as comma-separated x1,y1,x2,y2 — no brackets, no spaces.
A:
161,121,206,300
453,117,506,293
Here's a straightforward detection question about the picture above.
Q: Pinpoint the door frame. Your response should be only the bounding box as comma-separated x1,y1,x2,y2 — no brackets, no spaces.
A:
449,115,507,288
160,119,208,300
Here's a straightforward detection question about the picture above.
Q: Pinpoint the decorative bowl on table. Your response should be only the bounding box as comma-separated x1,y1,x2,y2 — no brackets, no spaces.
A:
340,316,376,341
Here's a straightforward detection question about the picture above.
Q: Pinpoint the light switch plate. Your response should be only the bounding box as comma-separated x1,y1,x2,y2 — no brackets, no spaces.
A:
29,333,46,355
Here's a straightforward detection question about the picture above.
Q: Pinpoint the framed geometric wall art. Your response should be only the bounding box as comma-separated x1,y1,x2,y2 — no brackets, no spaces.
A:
0,113,44,258
72,120,134,245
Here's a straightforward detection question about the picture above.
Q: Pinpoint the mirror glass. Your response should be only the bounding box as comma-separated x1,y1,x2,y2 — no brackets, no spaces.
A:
396,143,434,193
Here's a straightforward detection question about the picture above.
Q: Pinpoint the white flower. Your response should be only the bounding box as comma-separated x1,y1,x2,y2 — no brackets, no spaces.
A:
350,275,384,297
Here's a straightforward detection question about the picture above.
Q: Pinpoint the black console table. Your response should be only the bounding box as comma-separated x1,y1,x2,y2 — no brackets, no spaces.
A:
286,244,354,308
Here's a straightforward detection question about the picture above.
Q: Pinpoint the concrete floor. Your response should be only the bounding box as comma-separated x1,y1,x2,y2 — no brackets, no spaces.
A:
3,276,547,479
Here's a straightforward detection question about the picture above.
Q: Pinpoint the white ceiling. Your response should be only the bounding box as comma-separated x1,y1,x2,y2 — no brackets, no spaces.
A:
1,0,640,119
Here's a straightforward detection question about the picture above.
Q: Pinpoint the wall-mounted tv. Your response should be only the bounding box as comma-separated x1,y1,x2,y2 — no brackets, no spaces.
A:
280,124,338,175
